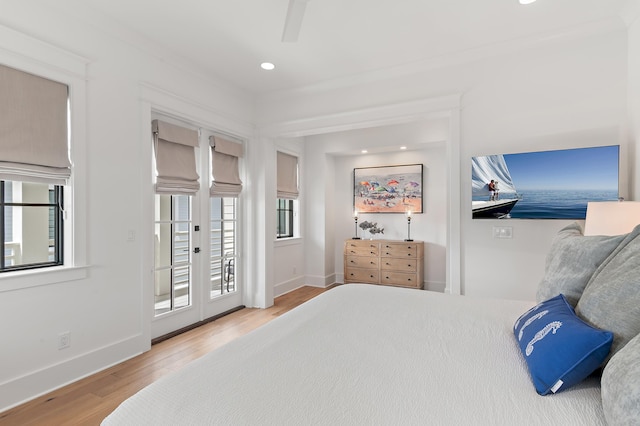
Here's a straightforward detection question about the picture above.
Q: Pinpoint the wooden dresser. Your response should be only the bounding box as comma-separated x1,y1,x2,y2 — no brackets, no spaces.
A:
343,239,424,289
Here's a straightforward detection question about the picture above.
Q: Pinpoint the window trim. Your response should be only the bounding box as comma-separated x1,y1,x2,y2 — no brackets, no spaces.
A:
0,265,88,292
0,30,89,291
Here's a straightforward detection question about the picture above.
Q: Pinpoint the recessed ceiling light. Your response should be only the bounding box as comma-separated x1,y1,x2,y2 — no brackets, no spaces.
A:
361,150,368,154
260,62,275,70
400,146,407,150
519,0,536,4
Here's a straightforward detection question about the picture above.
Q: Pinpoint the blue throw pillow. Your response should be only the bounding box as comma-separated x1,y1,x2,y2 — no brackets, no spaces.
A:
513,294,613,395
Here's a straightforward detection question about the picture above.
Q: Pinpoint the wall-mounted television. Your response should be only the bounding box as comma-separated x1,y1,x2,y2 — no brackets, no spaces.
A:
472,145,619,219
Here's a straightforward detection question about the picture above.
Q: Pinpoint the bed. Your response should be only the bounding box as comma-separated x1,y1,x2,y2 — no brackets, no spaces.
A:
103,223,640,425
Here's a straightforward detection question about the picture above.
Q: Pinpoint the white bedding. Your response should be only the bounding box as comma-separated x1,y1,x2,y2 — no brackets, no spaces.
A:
103,284,606,425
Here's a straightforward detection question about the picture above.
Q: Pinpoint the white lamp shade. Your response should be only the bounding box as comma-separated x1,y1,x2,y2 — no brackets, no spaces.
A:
584,201,640,236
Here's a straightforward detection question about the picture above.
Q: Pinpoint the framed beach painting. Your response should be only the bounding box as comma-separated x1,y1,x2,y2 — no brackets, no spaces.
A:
471,145,619,219
354,164,423,213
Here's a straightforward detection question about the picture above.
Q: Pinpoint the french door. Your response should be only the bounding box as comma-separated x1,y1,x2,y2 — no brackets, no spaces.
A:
151,129,242,340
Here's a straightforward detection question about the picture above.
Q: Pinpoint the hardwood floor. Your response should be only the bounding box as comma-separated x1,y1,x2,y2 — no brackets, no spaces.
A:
0,285,332,426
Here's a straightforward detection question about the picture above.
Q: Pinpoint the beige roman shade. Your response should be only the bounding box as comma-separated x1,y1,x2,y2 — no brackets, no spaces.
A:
277,151,299,199
152,119,199,195
210,135,243,197
0,64,71,185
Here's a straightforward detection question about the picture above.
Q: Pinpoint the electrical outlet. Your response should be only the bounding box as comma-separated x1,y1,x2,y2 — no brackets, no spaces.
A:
58,331,71,350
293,267,297,275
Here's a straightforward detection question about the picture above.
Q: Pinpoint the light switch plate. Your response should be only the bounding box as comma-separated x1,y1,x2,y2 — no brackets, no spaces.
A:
493,226,513,239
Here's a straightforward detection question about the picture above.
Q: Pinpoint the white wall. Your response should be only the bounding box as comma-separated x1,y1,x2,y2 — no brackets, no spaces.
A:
629,8,640,199
0,4,254,411
259,29,629,302
460,32,628,300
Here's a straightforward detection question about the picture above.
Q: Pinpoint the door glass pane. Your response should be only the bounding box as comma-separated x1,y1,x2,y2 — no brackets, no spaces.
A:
154,223,173,268
173,265,190,309
174,221,190,266
210,197,236,298
154,194,192,316
154,268,172,316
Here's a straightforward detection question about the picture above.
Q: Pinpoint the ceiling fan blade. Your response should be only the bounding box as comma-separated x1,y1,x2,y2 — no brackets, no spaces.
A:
282,0,309,42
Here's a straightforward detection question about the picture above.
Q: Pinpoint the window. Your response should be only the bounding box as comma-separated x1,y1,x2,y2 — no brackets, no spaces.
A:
0,63,72,277
1,181,63,271
210,197,237,298
276,151,299,239
276,199,294,238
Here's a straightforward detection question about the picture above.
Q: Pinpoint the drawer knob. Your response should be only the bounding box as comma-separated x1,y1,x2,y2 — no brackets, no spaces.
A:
350,260,355,263
386,276,389,279
370,275,374,278
371,251,375,254
407,254,412,256
370,261,375,265
408,278,412,281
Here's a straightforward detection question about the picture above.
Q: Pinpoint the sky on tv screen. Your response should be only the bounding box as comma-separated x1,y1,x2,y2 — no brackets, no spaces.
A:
504,145,619,192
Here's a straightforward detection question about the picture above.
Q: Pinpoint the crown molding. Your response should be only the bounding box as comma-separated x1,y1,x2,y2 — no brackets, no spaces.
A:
259,94,460,138
0,23,88,80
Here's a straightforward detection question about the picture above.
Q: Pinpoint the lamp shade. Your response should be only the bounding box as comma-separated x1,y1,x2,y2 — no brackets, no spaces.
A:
584,201,640,236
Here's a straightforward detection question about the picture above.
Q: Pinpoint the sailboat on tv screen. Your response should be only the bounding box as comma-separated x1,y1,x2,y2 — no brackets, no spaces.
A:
472,155,520,219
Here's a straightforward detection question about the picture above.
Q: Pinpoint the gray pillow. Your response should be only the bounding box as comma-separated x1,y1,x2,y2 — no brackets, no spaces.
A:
601,332,640,426
536,222,625,307
576,224,640,361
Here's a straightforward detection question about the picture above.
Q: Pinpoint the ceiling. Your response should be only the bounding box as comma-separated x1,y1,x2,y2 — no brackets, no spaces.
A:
20,0,638,95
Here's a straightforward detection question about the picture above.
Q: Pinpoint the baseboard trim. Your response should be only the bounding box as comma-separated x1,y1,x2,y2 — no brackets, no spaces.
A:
274,276,306,297
0,334,146,413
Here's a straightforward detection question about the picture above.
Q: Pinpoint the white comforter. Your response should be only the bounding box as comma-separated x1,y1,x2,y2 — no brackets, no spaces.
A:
103,284,606,425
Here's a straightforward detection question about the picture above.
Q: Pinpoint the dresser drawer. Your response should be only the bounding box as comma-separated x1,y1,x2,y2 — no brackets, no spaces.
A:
380,243,417,258
345,267,379,284
346,256,379,269
380,271,420,288
380,257,417,272
345,245,379,257
345,240,378,250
